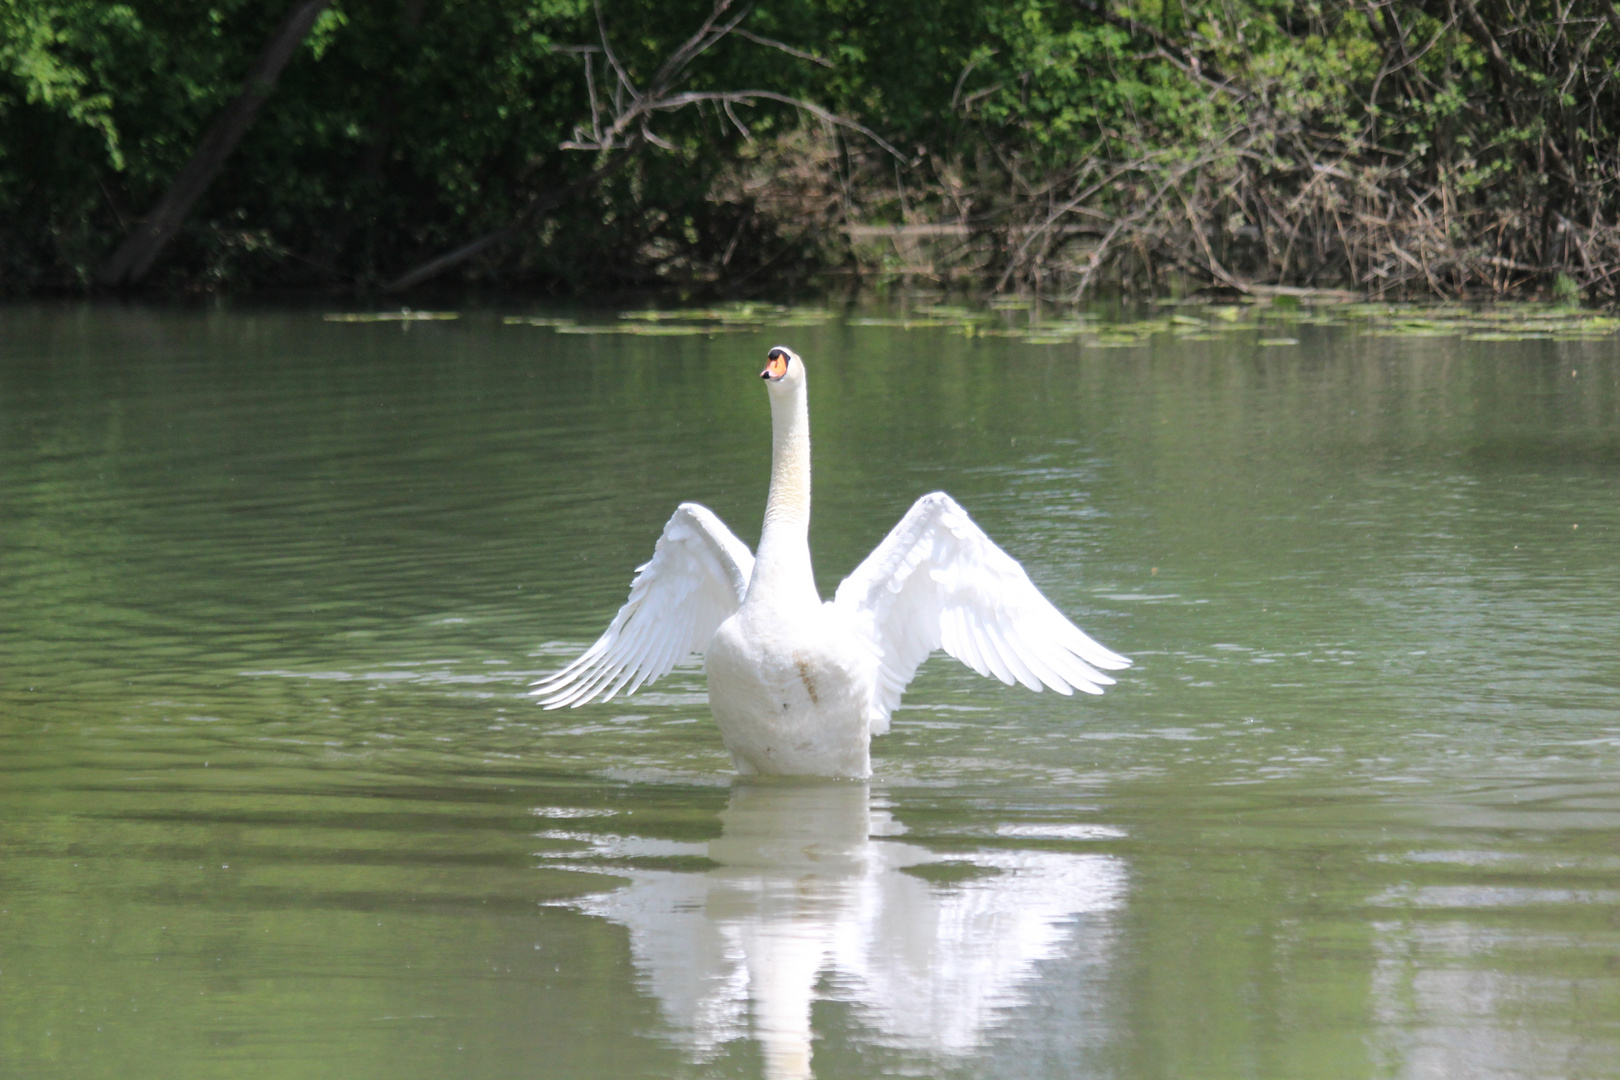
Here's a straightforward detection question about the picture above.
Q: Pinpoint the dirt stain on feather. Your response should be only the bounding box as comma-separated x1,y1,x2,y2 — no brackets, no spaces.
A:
793,653,820,705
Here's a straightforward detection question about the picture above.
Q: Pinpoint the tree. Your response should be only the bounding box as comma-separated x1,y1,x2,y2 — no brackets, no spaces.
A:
94,0,332,286
384,0,896,291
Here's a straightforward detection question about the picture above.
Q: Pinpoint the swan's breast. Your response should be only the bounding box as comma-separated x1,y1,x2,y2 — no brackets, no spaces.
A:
704,606,875,777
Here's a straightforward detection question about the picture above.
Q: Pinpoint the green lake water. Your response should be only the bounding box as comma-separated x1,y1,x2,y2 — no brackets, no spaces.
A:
1,301,1617,1079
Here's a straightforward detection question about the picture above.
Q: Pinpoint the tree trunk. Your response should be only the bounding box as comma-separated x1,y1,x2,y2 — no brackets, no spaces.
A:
95,0,333,286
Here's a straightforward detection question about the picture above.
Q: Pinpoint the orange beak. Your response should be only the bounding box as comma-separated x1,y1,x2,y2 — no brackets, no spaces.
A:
761,350,790,381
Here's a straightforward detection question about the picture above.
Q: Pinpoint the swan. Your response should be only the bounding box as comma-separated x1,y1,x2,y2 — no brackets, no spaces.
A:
533,345,1131,777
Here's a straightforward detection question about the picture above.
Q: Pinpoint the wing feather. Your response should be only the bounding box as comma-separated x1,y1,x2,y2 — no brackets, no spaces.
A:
989,621,1038,690
533,503,753,708
948,607,991,679
1005,623,1069,693
833,492,1130,726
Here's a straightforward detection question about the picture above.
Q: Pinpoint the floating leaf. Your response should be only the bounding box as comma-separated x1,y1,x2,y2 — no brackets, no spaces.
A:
613,303,833,328
503,316,576,327
623,325,727,336
618,310,692,322
324,311,458,322
555,324,737,336
531,299,1620,347
848,317,954,328
1336,302,1620,343
1031,320,1091,336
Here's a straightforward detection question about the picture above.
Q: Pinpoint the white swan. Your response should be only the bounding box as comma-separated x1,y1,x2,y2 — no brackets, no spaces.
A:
533,345,1130,777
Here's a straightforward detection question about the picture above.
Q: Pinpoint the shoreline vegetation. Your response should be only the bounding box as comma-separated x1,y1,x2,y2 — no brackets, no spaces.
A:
3,0,1618,305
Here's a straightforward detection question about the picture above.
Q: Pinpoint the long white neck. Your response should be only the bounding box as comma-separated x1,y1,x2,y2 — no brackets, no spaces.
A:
748,375,818,605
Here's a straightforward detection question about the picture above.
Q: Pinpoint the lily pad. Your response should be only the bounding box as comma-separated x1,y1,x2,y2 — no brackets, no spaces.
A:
1030,320,1092,337
614,303,833,328
503,316,576,327
324,311,458,322
848,317,954,328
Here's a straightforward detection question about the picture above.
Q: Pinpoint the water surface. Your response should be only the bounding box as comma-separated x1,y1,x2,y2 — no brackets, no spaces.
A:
2,302,1618,1078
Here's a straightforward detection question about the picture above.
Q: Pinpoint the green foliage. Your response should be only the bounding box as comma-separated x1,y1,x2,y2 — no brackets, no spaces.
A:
0,0,1616,295
0,0,128,167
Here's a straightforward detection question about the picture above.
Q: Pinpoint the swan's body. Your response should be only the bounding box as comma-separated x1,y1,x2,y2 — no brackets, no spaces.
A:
534,346,1130,778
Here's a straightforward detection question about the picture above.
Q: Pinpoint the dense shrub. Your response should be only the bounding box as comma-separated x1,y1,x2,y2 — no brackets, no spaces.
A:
2,0,1617,299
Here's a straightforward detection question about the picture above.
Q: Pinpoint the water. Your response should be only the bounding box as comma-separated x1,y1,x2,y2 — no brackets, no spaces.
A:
1,302,1617,1079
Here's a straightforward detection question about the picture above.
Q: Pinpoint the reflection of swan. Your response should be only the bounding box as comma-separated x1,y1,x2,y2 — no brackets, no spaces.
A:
541,781,1126,1079
535,346,1130,777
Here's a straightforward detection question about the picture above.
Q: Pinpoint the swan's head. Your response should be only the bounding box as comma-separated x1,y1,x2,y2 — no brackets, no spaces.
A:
760,345,803,389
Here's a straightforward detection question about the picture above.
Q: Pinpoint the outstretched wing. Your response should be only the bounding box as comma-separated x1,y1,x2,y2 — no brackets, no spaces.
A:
533,503,754,709
833,492,1130,730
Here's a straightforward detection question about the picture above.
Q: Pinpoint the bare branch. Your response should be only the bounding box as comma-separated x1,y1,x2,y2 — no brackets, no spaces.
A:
557,0,897,159
584,52,603,144
639,122,678,150
949,53,995,111
593,0,639,99
645,0,750,96
651,91,903,160
722,98,751,139
395,0,902,291
732,28,834,67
